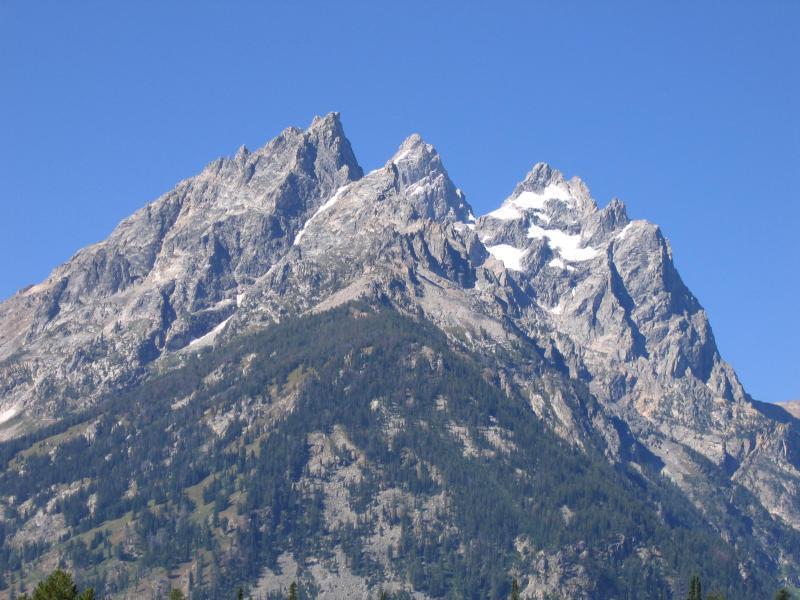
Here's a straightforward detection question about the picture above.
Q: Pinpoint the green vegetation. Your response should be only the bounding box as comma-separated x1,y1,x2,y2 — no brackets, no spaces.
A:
687,575,702,600
15,569,796,599
679,573,795,600
17,569,95,600
0,304,797,598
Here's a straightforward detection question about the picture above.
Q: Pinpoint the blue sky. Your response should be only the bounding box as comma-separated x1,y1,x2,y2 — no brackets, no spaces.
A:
1,2,798,403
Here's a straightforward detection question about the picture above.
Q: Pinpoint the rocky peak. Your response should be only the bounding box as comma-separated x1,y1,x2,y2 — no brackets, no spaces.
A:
304,112,362,179
384,134,473,224
196,112,361,209
583,198,630,244
390,134,441,182
516,161,565,191
475,164,610,276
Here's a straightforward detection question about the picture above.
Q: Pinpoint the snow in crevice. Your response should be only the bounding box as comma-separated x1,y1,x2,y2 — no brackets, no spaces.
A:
293,184,350,245
404,177,436,199
392,148,412,162
486,244,527,271
528,224,598,262
615,222,635,240
538,299,565,315
188,315,232,348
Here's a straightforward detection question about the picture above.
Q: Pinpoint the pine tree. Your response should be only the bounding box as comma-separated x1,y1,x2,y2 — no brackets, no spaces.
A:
288,581,298,600
687,575,702,600
197,551,206,587
510,578,521,600
17,569,96,600
168,589,186,600
775,590,791,600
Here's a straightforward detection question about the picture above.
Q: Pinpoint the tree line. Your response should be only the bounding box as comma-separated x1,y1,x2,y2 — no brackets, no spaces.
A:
12,569,796,599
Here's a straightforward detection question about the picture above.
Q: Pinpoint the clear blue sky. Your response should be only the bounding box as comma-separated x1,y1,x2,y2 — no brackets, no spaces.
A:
1,2,798,403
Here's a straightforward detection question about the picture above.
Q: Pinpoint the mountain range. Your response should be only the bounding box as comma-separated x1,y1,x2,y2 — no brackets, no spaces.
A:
0,113,798,599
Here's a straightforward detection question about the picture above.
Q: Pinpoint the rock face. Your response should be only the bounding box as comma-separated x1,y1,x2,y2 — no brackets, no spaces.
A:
0,113,361,432
1,114,799,597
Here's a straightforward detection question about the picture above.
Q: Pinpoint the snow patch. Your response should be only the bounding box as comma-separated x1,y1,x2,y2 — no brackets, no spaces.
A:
486,203,522,220
528,224,599,262
293,184,350,245
484,184,573,221
188,316,232,348
0,406,19,426
513,184,572,210
486,244,527,271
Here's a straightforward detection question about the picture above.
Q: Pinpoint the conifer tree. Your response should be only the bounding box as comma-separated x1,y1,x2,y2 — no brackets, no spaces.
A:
687,575,702,600
17,569,95,600
288,581,298,600
510,578,521,600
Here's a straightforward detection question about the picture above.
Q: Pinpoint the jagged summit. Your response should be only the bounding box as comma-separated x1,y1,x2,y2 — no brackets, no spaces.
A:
310,110,342,128
481,163,598,227
389,133,445,184
518,161,565,190
391,132,428,159
1,114,799,598
383,133,473,223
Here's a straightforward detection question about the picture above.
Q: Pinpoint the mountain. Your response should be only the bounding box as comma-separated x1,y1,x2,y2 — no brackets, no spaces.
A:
779,402,800,419
1,114,798,599
0,113,361,433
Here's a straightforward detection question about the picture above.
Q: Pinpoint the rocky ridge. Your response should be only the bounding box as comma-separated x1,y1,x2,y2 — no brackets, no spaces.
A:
1,113,799,596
